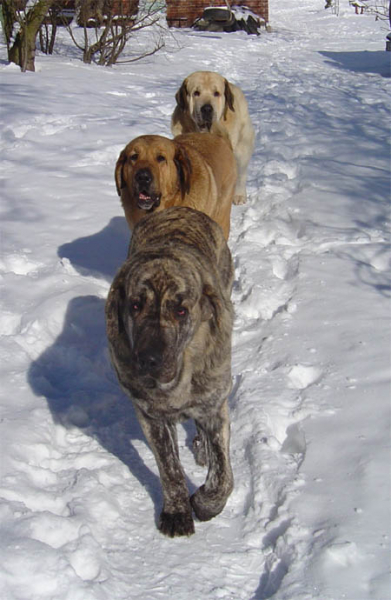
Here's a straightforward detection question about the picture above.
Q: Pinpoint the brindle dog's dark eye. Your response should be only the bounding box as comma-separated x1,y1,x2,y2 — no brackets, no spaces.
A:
156,155,166,163
129,153,138,161
130,300,141,313
175,306,188,319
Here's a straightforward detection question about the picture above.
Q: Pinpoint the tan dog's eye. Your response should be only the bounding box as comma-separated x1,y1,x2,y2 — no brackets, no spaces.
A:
214,91,220,97
156,155,166,163
129,153,138,161
193,91,200,97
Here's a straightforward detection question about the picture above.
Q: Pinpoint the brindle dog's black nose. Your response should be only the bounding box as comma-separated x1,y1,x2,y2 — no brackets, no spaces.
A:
201,104,213,119
137,349,162,373
135,168,153,186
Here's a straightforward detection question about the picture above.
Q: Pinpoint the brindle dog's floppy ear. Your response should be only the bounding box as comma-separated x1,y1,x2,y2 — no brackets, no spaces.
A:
223,79,235,120
115,149,127,196
105,272,129,350
200,283,223,324
174,144,192,198
175,80,189,111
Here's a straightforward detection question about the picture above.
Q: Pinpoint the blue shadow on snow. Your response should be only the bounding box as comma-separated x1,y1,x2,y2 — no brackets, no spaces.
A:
58,216,130,280
319,50,391,78
28,293,164,521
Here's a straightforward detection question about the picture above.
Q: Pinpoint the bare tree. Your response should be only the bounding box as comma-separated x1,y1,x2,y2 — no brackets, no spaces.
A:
364,0,390,21
67,0,164,66
3,0,54,71
38,0,74,55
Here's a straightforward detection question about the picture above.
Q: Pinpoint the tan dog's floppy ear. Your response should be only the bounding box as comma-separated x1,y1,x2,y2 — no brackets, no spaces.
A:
115,150,127,196
175,80,188,111
174,144,192,198
223,79,235,119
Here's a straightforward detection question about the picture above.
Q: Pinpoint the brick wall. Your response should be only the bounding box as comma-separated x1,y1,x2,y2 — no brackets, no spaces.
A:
166,1,269,28
111,0,139,16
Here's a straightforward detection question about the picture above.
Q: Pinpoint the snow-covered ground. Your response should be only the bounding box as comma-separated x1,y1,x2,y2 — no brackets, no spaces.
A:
1,1,390,599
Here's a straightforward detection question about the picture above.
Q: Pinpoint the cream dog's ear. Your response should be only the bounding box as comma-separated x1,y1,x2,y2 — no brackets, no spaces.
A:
223,80,235,119
175,79,189,111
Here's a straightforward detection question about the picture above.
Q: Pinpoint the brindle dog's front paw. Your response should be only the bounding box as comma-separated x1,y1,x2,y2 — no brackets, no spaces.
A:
158,511,195,537
191,485,231,522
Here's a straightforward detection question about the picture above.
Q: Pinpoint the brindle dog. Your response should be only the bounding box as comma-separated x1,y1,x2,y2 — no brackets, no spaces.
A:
105,207,234,537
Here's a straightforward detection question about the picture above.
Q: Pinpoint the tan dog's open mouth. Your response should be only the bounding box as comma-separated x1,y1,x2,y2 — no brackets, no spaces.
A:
137,192,161,211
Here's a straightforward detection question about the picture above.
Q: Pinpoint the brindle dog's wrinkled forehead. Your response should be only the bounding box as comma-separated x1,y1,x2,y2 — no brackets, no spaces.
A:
125,256,202,304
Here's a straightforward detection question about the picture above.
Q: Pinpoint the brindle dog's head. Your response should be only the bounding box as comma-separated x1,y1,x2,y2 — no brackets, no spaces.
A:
108,250,217,392
175,71,235,132
115,135,192,213
106,207,233,403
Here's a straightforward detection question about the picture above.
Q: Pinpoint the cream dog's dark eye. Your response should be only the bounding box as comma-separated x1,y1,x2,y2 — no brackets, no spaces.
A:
193,91,200,97
214,91,220,97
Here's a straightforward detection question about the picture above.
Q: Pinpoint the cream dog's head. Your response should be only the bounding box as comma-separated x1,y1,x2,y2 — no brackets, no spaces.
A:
175,71,235,132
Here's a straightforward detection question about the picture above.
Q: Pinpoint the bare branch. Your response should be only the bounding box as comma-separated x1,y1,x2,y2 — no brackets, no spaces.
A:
67,0,164,66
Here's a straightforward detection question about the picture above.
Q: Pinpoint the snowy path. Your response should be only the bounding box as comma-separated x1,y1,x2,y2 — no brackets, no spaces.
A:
229,16,390,598
1,3,390,599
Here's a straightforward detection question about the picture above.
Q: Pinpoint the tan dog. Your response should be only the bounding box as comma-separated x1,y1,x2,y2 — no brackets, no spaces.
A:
115,132,237,240
106,207,234,537
171,71,255,205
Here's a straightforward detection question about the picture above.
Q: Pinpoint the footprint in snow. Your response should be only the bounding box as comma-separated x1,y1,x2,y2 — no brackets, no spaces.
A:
287,364,323,390
5,115,75,139
236,279,295,322
0,253,42,275
324,541,362,568
263,159,299,181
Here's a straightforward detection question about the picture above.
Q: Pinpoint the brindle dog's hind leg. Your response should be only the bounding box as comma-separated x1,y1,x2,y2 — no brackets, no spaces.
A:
191,399,234,521
134,406,195,537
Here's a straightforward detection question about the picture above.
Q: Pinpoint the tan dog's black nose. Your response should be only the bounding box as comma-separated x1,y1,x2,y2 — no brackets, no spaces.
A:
135,168,153,186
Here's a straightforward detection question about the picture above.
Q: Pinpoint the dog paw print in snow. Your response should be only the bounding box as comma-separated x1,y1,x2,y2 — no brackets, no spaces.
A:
0,253,42,276
287,364,323,390
238,280,295,322
324,541,363,568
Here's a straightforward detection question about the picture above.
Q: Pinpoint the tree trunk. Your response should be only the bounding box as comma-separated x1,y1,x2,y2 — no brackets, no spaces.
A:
6,0,54,72
1,0,17,52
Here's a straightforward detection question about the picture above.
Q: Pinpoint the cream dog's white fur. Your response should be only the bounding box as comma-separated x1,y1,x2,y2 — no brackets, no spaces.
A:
171,71,255,205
